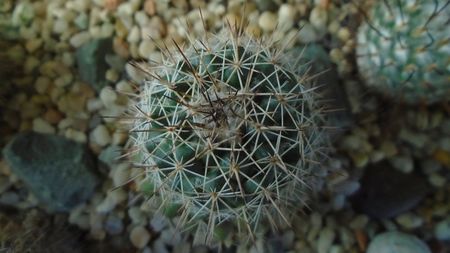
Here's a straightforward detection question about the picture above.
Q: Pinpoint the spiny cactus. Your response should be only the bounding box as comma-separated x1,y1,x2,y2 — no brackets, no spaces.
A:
356,0,450,104
128,25,329,244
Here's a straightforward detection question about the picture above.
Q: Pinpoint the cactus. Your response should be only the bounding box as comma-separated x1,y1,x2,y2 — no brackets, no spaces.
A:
128,25,329,244
356,0,450,104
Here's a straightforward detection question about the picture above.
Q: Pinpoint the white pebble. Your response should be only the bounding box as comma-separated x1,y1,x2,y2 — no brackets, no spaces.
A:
116,80,134,93
298,22,319,43
396,213,424,229
309,6,328,30
317,227,335,253
100,23,115,38
105,69,119,82
258,11,277,32
128,206,147,225
87,98,104,112
91,124,111,147
138,40,155,58
389,156,414,173
125,62,146,84
278,4,296,31
65,128,87,143
130,226,151,249
70,31,91,48
111,163,130,187
100,87,118,107
53,19,69,34
32,118,56,134
127,26,141,43
135,11,150,26
96,189,127,214
428,173,446,187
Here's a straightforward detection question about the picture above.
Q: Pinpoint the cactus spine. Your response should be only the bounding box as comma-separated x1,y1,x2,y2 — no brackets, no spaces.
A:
129,25,329,244
356,0,450,104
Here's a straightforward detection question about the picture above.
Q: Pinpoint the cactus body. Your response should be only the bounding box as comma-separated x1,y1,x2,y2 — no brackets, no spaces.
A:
356,0,450,104
130,27,328,244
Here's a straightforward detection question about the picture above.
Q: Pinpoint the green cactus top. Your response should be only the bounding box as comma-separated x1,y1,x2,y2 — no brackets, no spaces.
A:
130,29,328,243
356,0,450,104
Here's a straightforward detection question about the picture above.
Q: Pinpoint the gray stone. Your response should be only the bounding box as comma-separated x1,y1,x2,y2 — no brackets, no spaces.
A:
350,162,429,219
367,231,431,253
75,38,113,91
435,217,450,241
2,132,99,212
104,214,124,235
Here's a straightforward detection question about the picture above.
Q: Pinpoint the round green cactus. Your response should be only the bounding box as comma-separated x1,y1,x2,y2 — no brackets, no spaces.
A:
356,0,450,104
129,27,329,244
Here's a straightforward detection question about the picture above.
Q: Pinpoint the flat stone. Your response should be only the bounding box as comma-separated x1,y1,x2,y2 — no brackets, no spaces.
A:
2,132,99,212
367,231,431,253
75,38,114,91
350,162,429,219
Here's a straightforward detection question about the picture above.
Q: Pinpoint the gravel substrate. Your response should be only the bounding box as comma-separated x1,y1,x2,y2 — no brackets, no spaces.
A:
1,0,449,252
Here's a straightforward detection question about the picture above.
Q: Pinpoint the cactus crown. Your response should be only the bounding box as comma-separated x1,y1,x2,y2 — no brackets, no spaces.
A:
129,24,328,244
356,0,450,104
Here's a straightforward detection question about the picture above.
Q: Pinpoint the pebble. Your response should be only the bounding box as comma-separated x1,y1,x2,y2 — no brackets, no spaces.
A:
309,6,327,30
138,40,155,58
125,62,146,84
367,231,431,253
389,155,414,173
317,227,335,253
128,206,147,225
96,189,127,213
278,4,296,31
64,128,87,143
25,38,43,53
399,129,428,149
34,76,51,94
74,12,89,29
349,215,369,230
105,68,119,82
32,117,56,134
130,226,151,249
90,124,111,147
111,163,130,187
69,31,92,48
395,213,424,229
428,172,446,188
258,11,277,32
104,214,124,235
43,108,63,124
144,0,156,16
150,213,169,232
87,98,104,112
435,217,450,241
380,141,398,157
127,26,141,43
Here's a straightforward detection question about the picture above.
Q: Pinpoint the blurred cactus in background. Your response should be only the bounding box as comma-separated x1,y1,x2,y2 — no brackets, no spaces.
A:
356,0,450,104
128,24,330,244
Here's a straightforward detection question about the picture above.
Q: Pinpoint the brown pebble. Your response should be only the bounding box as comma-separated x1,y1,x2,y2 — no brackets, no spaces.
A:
354,229,367,252
43,108,64,125
144,0,156,16
104,0,121,11
113,37,130,59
